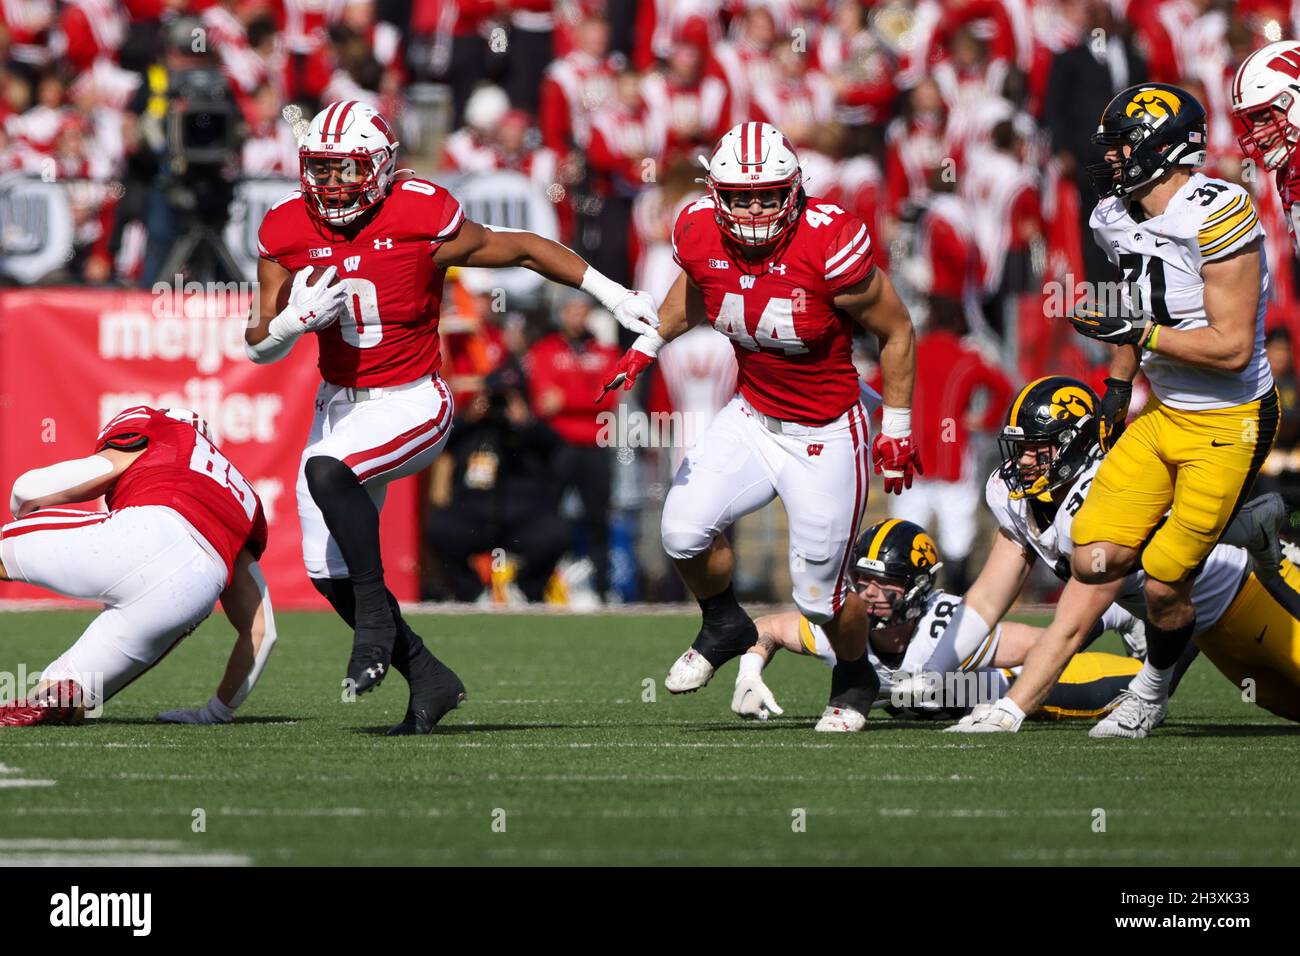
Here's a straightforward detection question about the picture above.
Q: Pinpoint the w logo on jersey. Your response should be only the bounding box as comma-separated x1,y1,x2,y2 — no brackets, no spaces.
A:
740,275,757,289
374,238,393,250
344,255,361,272
806,443,824,457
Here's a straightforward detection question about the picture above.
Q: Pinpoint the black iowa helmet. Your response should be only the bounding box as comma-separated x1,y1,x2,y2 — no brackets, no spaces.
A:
850,519,942,628
1087,83,1208,198
999,376,1104,502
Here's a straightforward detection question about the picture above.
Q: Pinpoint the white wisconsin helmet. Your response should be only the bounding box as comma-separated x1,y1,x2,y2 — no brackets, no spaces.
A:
300,100,400,225
1232,41,1300,171
705,121,803,246
162,407,212,440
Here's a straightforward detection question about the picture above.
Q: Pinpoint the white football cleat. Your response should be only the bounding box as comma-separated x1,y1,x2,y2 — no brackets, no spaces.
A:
1088,690,1167,739
814,705,867,732
664,648,715,694
944,700,1023,733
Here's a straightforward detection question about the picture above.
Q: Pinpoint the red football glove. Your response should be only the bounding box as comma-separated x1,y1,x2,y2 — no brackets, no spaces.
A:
872,432,923,494
596,337,661,402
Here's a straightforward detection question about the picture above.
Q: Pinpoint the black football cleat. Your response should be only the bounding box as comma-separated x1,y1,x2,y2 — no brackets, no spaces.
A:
386,656,466,735
664,618,759,694
345,641,392,696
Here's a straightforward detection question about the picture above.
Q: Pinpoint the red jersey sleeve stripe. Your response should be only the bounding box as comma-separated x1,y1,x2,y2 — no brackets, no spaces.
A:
434,204,465,240
826,235,872,280
825,224,867,270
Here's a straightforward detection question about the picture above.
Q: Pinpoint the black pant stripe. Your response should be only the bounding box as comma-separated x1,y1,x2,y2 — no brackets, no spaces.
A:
1227,386,1281,527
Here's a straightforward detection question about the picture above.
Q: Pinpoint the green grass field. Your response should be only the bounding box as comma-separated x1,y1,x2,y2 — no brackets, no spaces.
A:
0,609,1297,866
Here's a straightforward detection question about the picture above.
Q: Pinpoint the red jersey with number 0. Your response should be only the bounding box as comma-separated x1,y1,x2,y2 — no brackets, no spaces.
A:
672,195,876,424
257,178,466,387
95,407,268,583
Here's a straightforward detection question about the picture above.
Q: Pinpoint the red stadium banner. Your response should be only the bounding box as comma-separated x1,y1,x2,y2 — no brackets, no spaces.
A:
0,289,419,609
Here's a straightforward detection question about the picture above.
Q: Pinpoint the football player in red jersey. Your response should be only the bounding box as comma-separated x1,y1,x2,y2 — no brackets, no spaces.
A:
603,121,921,731
246,100,660,733
1233,42,1300,255
0,407,276,727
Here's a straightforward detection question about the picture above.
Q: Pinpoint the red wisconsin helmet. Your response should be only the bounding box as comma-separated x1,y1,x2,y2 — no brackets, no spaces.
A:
704,121,803,246
300,100,400,225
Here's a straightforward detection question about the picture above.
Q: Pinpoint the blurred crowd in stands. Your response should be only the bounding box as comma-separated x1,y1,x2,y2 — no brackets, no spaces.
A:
5,0,1300,602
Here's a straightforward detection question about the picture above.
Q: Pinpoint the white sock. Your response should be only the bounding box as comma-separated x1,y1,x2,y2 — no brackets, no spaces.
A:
1129,661,1174,702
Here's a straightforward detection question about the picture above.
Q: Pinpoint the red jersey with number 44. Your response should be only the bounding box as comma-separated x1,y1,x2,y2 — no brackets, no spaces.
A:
672,195,876,424
257,178,466,388
95,407,268,584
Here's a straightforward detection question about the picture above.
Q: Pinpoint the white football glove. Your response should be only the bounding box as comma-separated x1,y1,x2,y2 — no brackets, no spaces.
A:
943,699,1024,733
580,266,661,337
610,291,661,338
731,654,783,720
287,265,347,332
156,695,234,725
888,671,938,712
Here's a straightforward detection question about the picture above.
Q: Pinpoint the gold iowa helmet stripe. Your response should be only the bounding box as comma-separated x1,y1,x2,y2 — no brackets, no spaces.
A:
866,518,902,560
1008,377,1051,428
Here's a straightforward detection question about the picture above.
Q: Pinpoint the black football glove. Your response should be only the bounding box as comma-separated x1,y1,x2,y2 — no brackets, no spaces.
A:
1099,377,1133,447
1070,305,1150,347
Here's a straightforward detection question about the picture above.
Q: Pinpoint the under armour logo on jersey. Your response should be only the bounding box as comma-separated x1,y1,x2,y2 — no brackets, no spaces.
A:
740,275,757,289
315,399,325,411
373,238,393,250
767,262,787,275
806,443,824,457
344,255,361,272
309,246,332,259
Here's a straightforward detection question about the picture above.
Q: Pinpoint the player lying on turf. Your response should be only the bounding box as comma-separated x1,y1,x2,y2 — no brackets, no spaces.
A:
602,121,920,732
924,377,1299,733
729,517,1144,724
0,407,276,726
247,99,662,734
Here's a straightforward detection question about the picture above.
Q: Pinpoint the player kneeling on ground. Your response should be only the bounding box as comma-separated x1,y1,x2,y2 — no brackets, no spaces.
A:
933,377,1298,733
0,407,275,726
732,518,1143,726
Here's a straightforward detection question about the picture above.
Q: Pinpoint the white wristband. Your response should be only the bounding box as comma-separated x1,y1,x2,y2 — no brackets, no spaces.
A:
996,696,1026,723
881,405,911,438
631,330,666,358
206,694,235,722
580,265,631,312
244,306,304,364
737,652,764,679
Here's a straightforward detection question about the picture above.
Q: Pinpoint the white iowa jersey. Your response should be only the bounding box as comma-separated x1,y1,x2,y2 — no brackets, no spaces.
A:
1090,172,1273,410
801,590,1013,710
985,457,1247,632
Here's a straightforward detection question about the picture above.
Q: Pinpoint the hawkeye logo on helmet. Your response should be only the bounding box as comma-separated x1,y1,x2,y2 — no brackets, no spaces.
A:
910,535,938,568
1050,385,1093,419
1126,88,1182,122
